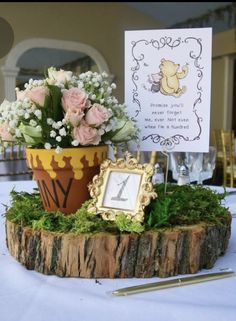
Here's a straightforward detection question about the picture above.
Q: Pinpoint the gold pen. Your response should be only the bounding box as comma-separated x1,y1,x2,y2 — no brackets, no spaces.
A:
112,270,235,296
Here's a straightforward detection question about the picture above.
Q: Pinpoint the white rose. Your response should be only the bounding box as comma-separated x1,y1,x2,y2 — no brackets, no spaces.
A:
47,67,72,83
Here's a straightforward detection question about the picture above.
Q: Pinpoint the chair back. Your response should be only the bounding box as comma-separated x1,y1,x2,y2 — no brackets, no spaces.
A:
221,130,235,187
212,129,223,161
0,140,32,180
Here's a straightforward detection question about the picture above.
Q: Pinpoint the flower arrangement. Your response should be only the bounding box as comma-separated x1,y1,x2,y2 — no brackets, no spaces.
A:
0,67,138,153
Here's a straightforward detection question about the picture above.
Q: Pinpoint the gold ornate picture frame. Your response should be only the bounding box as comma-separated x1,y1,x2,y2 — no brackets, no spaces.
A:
88,151,157,222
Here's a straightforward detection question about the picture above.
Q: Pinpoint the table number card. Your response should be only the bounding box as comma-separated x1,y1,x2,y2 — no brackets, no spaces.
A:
125,28,212,152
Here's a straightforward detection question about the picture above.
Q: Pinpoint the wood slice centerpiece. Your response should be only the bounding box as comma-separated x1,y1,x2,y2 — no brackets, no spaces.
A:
5,214,231,278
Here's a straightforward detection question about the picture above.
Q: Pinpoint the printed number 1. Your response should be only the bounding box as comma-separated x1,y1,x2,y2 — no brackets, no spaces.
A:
111,175,130,201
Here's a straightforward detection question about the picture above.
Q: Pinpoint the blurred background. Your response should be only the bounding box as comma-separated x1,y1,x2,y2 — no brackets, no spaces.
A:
0,2,235,133
0,2,235,185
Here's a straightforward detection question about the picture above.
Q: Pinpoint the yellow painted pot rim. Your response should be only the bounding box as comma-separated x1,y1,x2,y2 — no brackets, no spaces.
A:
26,145,108,179
26,145,108,152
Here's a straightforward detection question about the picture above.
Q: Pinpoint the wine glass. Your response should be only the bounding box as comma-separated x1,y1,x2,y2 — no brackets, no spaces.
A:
169,146,216,184
200,146,216,183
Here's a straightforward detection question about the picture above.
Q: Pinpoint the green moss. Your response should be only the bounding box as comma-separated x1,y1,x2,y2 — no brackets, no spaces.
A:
115,214,144,233
145,183,229,229
6,189,45,226
71,201,118,235
5,184,230,234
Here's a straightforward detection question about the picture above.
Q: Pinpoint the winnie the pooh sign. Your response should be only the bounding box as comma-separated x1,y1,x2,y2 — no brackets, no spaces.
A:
125,28,212,152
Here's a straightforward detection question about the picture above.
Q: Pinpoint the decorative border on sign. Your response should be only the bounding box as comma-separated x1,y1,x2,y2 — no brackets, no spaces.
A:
130,36,203,148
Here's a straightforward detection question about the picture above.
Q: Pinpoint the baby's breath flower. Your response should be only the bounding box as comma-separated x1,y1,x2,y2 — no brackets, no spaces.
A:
98,128,105,135
44,143,52,150
77,81,84,89
29,119,37,127
107,87,112,94
79,73,86,80
90,94,96,100
55,146,63,153
15,128,22,137
50,130,56,138
17,109,24,116
102,71,108,78
71,140,79,146
23,97,30,104
47,118,54,125
34,110,42,119
86,71,92,77
56,121,63,128
52,122,59,129
32,80,39,86
59,128,67,136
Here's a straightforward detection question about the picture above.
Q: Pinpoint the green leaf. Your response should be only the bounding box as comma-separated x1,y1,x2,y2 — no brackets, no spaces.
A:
47,85,64,122
147,198,172,228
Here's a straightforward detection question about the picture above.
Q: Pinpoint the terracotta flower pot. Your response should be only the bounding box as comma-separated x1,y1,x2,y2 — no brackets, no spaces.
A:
26,146,108,214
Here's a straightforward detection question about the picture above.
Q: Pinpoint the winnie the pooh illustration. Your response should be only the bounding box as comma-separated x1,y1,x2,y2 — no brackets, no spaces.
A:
159,59,189,97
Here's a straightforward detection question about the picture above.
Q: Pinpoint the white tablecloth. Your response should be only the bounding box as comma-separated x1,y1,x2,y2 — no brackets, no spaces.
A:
0,181,236,321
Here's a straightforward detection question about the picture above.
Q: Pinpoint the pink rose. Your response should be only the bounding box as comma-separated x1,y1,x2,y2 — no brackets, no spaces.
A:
26,86,49,107
73,121,101,145
62,88,89,111
65,108,84,127
85,103,109,127
0,124,14,141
